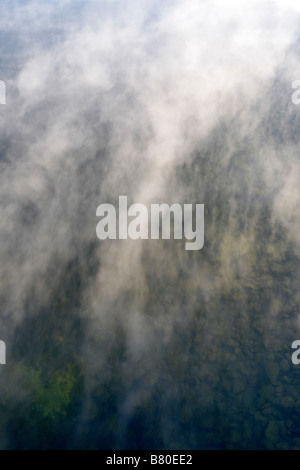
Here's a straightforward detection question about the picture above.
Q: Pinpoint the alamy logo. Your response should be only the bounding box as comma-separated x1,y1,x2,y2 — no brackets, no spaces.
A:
0,80,6,105
0,341,6,365
292,80,300,105
96,196,204,251
291,340,300,364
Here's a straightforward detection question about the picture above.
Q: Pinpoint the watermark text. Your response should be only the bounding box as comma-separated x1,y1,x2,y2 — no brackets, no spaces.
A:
96,196,204,251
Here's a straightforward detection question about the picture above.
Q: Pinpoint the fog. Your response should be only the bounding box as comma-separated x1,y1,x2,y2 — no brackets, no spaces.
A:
0,0,300,449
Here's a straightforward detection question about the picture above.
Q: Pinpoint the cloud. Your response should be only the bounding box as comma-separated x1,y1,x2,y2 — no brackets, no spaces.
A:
1,0,300,449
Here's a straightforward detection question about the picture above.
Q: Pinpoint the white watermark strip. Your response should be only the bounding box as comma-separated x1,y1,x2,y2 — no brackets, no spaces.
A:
0,80,6,105
0,341,6,365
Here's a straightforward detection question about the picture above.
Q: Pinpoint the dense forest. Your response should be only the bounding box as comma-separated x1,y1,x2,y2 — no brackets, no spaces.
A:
1,0,300,449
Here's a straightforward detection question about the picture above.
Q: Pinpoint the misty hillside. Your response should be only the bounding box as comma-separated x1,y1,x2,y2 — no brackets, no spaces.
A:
1,0,300,450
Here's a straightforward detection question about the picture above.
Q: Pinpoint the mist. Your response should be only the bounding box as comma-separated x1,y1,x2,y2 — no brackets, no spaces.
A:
0,0,300,449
